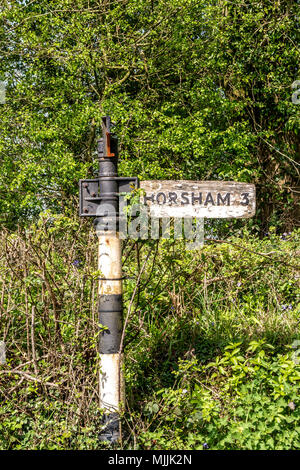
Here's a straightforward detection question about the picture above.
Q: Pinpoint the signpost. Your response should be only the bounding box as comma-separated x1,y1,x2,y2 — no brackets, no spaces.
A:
83,116,138,443
79,116,256,443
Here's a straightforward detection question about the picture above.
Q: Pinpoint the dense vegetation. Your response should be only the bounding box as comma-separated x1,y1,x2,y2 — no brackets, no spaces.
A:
0,0,299,450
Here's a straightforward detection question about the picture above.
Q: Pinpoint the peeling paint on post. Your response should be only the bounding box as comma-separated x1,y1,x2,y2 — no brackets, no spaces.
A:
79,116,137,444
0,341,6,365
95,117,123,443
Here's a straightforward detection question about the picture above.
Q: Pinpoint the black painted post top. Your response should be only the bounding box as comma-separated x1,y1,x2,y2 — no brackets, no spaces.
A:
79,116,138,219
96,116,119,231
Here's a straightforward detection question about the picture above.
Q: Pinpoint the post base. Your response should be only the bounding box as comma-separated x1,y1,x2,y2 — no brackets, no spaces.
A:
99,412,120,443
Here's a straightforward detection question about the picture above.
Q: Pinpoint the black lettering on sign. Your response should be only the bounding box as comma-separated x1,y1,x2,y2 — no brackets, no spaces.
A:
169,192,178,204
241,193,250,206
217,193,230,206
204,192,215,206
144,193,154,204
181,192,189,205
192,192,202,205
156,192,167,204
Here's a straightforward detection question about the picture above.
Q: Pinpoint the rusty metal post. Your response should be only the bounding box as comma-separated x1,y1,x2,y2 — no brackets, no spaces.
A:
95,116,123,443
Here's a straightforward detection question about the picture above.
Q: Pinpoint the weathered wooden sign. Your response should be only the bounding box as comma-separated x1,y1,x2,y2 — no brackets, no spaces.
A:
140,180,255,218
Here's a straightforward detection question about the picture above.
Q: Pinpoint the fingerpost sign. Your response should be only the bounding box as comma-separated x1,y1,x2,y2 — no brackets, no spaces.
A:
79,116,256,443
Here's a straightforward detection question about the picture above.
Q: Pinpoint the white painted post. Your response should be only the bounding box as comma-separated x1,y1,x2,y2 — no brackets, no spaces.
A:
98,230,123,442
